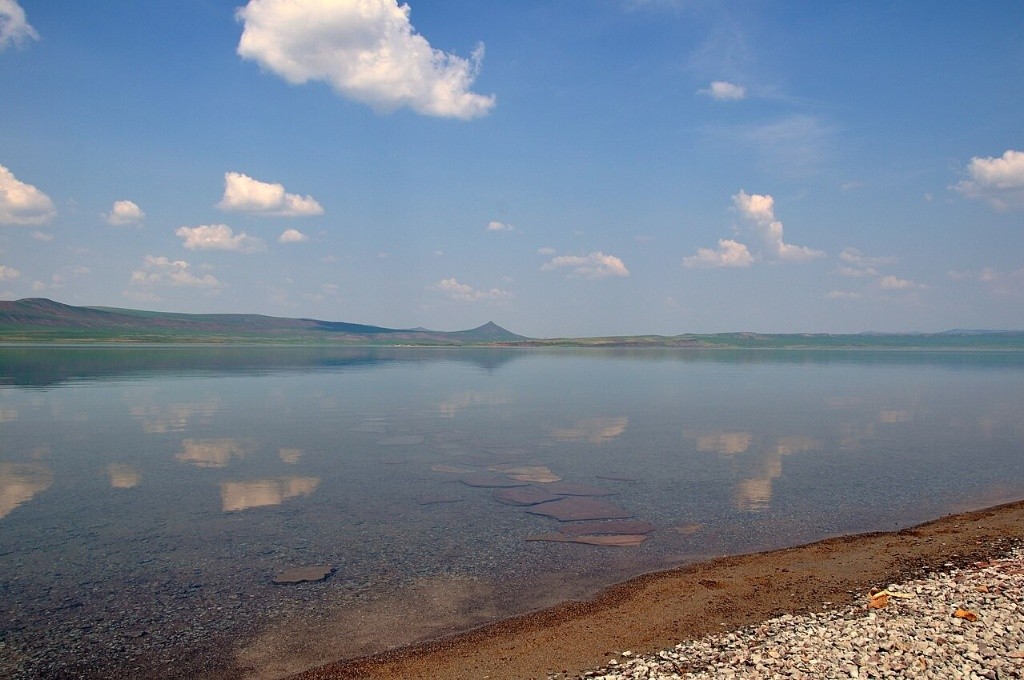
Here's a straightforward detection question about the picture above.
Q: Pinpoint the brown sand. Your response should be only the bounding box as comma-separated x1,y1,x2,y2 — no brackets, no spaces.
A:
290,500,1024,680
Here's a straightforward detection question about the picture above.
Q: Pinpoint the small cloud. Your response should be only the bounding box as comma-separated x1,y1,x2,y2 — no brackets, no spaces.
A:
826,290,863,300
954,149,1024,209
683,239,753,268
175,224,266,253
486,220,515,232
278,228,308,243
236,0,495,120
129,255,221,289
0,0,39,51
879,275,927,291
700,80,746,101
537,247,556,256
433,277,513,302
217,172,323,217
733,190,825,263
0,164,56,225
541,251,630,279
0,263,20,281
104,199,145,226
840,180,865,191
837,248,897,277
31,230,53,241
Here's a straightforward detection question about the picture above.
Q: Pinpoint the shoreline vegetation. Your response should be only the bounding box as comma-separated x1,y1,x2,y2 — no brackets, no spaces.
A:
284,499,1024,680
2,298,1023,350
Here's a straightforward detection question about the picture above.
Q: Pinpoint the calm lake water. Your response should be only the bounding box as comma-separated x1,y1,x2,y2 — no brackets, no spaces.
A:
2,346,1023,677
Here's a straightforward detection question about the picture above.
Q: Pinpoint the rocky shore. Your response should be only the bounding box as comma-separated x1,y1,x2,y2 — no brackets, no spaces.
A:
297,501,1024,680
573,549,1024,679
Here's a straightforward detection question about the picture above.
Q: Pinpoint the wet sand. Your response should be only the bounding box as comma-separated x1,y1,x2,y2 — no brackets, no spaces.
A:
287,499,1024,680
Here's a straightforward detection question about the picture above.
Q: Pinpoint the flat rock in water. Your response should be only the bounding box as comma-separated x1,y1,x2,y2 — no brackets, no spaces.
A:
272,565,335,584
460,474,530,488
542,482,617,497
559,520,656,535
526,497,633,521
377,435,425,446
494,487,565,506
525,533,647,547
492,465,563,483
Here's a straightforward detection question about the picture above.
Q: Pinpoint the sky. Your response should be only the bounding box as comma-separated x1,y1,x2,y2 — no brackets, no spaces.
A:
1,0,1022,337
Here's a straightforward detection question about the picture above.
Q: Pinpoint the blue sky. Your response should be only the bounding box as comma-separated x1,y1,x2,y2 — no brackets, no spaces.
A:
1,0,1022,336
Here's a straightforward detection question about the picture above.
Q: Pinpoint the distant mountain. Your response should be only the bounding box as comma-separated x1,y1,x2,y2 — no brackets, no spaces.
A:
0,298,528,344
1,298,1021,348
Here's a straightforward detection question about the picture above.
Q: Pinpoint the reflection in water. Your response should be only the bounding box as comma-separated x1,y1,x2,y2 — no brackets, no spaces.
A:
551,417,628,443
107,464,140,489
880,410,911,423
694,431,820,513
0,463,53,519
176,439,248,468
696,432,752,455
220,476,320,512
278,448,303,464
438,391,510,418
132,401,220,434
0,407,17,422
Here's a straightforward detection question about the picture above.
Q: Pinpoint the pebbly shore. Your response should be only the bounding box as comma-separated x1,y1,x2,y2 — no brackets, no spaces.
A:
568,548,1024,680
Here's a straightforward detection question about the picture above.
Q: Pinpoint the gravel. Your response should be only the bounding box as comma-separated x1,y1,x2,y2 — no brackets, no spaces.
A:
566,548,1024,679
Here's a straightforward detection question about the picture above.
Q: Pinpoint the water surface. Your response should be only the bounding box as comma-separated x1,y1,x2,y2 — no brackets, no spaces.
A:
1,346,1022,677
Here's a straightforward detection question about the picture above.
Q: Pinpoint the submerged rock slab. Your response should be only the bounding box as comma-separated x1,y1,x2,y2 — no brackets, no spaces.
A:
494,487,564,506
272,565,335,584
559,520,656,535
526,497,633,521
460,474,531,488
525,533,648,547
491,465,563,483
542,482,617,497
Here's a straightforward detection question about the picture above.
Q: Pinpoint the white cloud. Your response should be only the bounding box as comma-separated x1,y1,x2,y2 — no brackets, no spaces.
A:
278,228,308,243
176,224,266,253
0,263,20,281
954,149,1024,209
700,80,746,101
217,171,323,217
0,0,39,51
236,0,495,120
434,277,513,302
537,247,556,256
826,290,863,300
683,239,753,268
947,267,1024,296
31,230,52,241
486,220,514,232
541,251,630,279
879,275,927,291
839,247,897,270
129,255,222,289
0,164,56,225
733,190,825,263
104,199,145,226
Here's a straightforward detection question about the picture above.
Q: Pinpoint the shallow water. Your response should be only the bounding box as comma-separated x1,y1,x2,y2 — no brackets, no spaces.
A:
1,346,1023,677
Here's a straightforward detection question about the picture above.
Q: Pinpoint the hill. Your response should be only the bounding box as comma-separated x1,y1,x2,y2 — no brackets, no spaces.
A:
1,298,1021,349
0,298,528,344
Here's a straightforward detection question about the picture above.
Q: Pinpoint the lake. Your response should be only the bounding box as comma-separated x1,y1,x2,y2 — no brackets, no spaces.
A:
1,345,1023,678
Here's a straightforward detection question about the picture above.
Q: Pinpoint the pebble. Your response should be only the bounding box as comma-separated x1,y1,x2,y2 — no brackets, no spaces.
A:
564,547,1024,679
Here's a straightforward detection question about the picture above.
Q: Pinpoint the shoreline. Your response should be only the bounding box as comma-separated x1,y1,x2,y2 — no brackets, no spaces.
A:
287,499,1024,680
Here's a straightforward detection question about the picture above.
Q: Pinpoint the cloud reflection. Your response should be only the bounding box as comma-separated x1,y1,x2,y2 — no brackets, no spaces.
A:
107,463,140,488
696,432,752,455
220,476,320,512
0,462,53,519
438,391,510,418
551,417,628,444
278,448,303,464
175,438,248,468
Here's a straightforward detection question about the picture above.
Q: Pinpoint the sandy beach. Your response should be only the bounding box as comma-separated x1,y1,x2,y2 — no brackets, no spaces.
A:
285,499,1024,680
